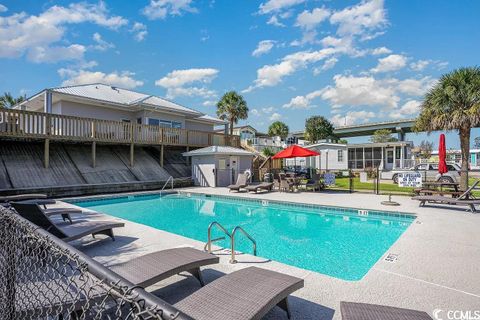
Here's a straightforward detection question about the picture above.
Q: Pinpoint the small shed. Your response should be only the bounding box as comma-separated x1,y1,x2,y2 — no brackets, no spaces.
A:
183,146,254,187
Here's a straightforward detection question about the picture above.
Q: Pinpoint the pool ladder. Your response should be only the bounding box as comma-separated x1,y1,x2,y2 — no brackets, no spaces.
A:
205,221,257,264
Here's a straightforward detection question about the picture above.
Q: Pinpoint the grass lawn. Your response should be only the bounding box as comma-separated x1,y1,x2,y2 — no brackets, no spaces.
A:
329,177,480,195
331,177,414,194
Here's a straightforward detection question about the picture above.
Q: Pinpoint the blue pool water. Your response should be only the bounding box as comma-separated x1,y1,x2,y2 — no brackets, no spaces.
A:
72,193,414,281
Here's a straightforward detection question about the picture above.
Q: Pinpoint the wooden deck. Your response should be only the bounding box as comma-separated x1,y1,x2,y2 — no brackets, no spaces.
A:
0,108,240,148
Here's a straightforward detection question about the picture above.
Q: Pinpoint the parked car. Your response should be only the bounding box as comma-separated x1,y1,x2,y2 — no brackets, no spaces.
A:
386,163,461,184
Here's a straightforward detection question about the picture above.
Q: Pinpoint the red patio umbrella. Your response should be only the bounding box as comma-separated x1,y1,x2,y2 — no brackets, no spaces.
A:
272,145,320,159
272,145,320,173
438,133,448,174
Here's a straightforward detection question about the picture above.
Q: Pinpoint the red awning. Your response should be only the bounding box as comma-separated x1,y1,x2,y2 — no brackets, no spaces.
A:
438,133,448,174
272,145,320,159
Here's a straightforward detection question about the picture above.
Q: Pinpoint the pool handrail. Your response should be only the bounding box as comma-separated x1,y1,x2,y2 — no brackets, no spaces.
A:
230,226,257,264
206,221,231,253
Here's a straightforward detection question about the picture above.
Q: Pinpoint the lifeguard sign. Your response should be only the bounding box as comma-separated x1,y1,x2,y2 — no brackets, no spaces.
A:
397,172,422,187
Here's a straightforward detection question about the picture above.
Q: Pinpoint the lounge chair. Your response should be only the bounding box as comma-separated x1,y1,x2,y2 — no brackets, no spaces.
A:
174,266,304,320
228,173,248,192
245,182,274,193
11,202,124,242
0,193,47,202
110,247,219,287
412,180,480,212
340,301,432,320
16,199,83,223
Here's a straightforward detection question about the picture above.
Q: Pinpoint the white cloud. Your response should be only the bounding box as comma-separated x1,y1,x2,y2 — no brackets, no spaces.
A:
295,7,330,30
165,87,217,99
395,76,436,96
0,2,127,62
320,57,338,72
389,100,421,119
252,40,276,57
156,68,218,88
0,4,7,12
155,68,219,99
27,44,86,63
250,109,260,116
58,69,143,89
371,46,391,55
259,0,305,14
244,47,337,91
131,22,147,42
330,0,387,39
202,100,217,107
266,15,285,27
142,0,197,20
283,90,323,109
331,111,375,126
371,54,407,73
269,112,282,121
321,74,399,109
409,59,430,71
92,33,114,51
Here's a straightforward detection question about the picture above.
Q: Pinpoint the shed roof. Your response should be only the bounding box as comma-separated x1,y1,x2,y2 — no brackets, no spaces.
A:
183,146,254,157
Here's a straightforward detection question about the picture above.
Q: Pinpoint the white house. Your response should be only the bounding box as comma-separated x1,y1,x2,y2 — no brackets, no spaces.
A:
219,125,284,152
15,83,227,132
302,141,414,171
304,143,348,170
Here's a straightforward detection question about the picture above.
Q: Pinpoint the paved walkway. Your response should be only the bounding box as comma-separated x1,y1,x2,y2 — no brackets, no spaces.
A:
57,188,480,320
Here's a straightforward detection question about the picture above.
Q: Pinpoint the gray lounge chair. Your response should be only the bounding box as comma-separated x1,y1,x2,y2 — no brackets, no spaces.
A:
12,202,124,242
0,193,47,202
412,180,480,212
228,173,248,192
340,301,432,320
110,247,219,287
16,199,83,223
245,182,274,193
174,266,304,320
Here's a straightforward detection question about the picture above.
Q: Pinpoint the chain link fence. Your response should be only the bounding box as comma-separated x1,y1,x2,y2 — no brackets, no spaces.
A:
0,205,192,320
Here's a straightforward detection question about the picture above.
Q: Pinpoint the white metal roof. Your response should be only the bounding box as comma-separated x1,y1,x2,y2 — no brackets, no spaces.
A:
183,146,254,157
50,83,201,115
195,114,227,124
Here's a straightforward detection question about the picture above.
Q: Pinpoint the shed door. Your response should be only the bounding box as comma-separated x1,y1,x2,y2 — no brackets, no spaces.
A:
216,157,230,187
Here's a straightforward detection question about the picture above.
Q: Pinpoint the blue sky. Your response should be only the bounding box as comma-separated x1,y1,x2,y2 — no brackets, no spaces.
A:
1,0,479,147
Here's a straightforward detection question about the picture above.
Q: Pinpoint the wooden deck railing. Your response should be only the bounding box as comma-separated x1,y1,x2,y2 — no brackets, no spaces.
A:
0,109,240,147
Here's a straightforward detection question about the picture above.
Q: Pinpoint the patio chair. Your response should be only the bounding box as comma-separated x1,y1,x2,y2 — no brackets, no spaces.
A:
228,172,248,192
304,174,324,192
174,266,304,320
245,182,274,193
340,301,432,320
412,180,480,212
279,173,294,192
11,202,124,242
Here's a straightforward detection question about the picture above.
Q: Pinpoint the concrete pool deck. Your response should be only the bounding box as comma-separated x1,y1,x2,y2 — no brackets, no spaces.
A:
56,188,480,320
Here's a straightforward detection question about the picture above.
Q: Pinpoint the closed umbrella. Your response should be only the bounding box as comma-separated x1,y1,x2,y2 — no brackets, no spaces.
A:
438,133,448,175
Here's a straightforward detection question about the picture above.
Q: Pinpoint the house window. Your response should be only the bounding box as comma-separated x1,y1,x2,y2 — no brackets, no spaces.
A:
148,118,183,129
337,150,343,162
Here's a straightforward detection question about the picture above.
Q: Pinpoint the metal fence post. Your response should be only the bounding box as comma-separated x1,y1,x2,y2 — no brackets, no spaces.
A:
349,169,353,193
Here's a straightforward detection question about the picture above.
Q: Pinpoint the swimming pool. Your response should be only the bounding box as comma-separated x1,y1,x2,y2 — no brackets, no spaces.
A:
72,192,414,281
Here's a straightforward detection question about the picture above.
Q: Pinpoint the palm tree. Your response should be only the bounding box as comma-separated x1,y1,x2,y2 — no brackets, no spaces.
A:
0,92,25,108
415,67,480,190
268,121,289,139
216,91,248,135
